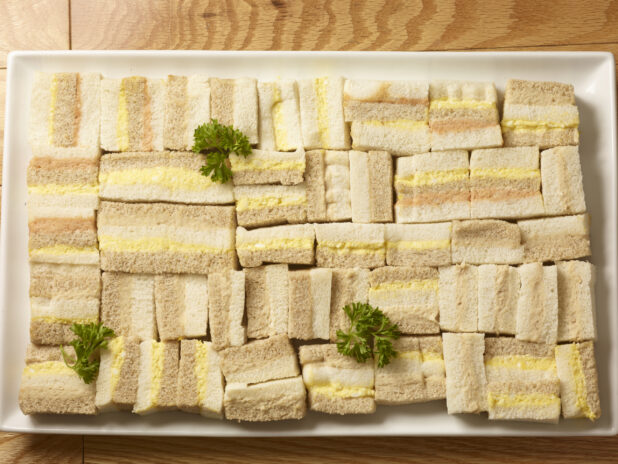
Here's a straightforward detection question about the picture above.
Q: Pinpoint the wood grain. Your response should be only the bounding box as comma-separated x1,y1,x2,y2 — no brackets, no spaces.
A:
0,432,82,464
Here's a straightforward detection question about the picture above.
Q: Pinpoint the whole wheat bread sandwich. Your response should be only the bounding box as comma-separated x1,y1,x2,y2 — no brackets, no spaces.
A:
438,264,478,333
349,150,393,223
234,184,307,228
210,77,258,145
314,223,385,268
477,264,519,335
257,79,303,151
541,146,586,216
288,268,332,340
516,263,558,345
95,336,141,412
329,268,370,342
556,260,596,342
385,222,452,267
451,219,524,264
208,270,246,351
245,264,289,339
305,149,352,222
230,148,306,186
133,340,179,415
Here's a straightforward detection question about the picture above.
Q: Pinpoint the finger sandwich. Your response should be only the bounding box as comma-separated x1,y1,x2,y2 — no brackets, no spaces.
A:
451,219,524,264
288,268,332,340
385,222,452,267
349,150,393,223
245,264,289,339
234,184,307,228
419,336,447,401
95,336,141,412
541,146,586,216
329,268,370,342
133,340,179,414
230,148,306,186
314,223,385,268
305,149,352,222
210,77,258,145
164,75,210,150
557,260,596,342
208,270,246,351
438,264,478,333
236,224,315,268
257,79,302,151
516,263,558,345
477,264,519,335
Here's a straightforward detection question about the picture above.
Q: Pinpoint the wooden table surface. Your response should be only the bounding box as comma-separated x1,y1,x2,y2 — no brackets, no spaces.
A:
1,1,617,462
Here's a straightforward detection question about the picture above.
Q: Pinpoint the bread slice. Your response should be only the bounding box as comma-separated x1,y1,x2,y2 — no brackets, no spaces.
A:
288,268,332,340
208,270,246,351
470,147,544,219
502,79,579,149
98,201,237,274
429,81,502,151
236,224,315,268
557,260,596,342
439,264,478,333
329,268,370,342
25,343,75,365
95,336,140,412
133,340,179,414
555,341,601,420
350,120,430,156
516,263,558,345
154,274,208,340
99,151,234,205
177,340,224,418
541,146,586,216
101,76,165,152
234,184,307,228
257,79,302,151
442,332,487,414
395,150,470,223
29,72,101,159
230,148,305,186
305,149,352,222
419,336,447,400
298,76,350,150
452,219,524,264
314,223,385,268
299,344,375,415
349,150,393,223
164,75,210,150
245,264,289,339
385,223,451,267
210,77,258,145
477,265,519,335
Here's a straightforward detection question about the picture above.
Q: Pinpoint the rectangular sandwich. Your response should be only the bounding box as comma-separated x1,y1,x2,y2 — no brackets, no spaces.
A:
305,149,352,222
516,263,558,345
288,268,332,340
329,268,370,342
257,79,302,151
230,148,305,186
314,223,385,268
349,150,393,223
438,264,478,333
236,224,315,268
385,223,452,267
477,264,519,335
210,77,258,145
419,336,447,401
557,260,596,342
133,340,179,414
95,336,141,412
208,270,246,351
541,146,586,216
245,264,289,339
451,219,524,264
234,184,307,228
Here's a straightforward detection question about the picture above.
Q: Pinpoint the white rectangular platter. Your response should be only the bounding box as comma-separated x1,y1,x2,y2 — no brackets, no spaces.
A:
1,51,616,436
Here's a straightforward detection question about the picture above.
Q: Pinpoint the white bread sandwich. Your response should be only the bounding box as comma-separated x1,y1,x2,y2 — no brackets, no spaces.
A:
369,266,439,335
164,75,210,150
29,72,101,159
230,148,305,186
99,151,234,205
557,260,596,342
305,149,352,222
95,336,140,412
236,224,315,268
101,76,165,152
245,264,289,339
442,332,487,414
385,223,452,267
298,76,350,150
518,214,591,263
451,219,524,264
555,341,601,420
210,77,258,145
470,147,544,219
350,119,430,156
288,268,332,340
541,146,586,216
177,340,224,418
502,79,579,149
329,268,370,342
395,150,470,223
98,202,237,274
299,344,375,415
438,264,478,333
154,274,208,341
477,264,519,335
234,184,307,228
208,270,246,351
133,340,179,414
314,223,385,268
257,79,302,151
349,150,393,223
516,263,558,345
429,81,502,151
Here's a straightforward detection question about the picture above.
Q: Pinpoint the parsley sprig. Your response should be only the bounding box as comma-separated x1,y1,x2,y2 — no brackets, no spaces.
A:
192,118,252,183
336,302,401,368
61,322,116,384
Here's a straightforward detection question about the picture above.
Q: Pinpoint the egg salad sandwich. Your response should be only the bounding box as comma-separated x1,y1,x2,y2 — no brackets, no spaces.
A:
518,214,591,263
19,345,96,415
470,146,544,219
314,223,385,268
101,76,165,152
484,337,560,422
451,219,524,264
298,76,350,150
502,79,579,149
419,336,447,401
288,268,332,340
438,264,478,333
477,264,519,335
305,149,352,222
349,150,393,223
154,274,209,341
234,184,307,228
98,202,237,274
442,332,487,414
299,344,376,415
369,266,439,335
101,272,157,341
133,340,179,414
208,270,246,351
555,341,601,420
95,336,141,412
394,150,470,223
177,340,224,418
429,80,502,151
557,260,596,342
257,79,302,151
516,263,558,345
210,77,258,145
329,268,370,342
163,75,210,150
99,151,234,205
230,148,305,186
236,224,315,268
385,222,452,267
541,146,586,216
245,264,289,339
29,72,101,159
29,263,101,345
